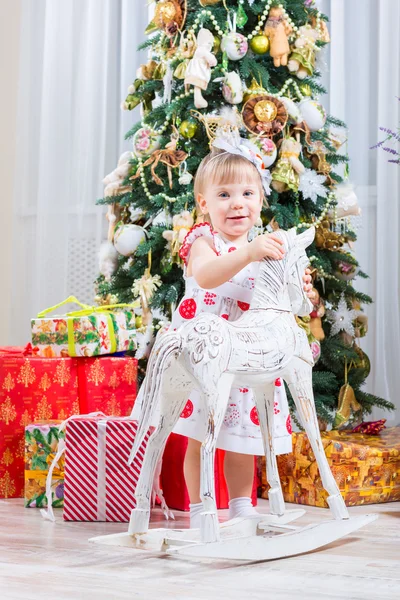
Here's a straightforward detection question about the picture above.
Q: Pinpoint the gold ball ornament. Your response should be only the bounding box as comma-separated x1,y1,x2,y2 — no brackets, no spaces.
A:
135,315,143,329
213,36,221,54
299,83,312,97
249,34,270,55
199,0,222,5
179,120,198,139
254,100,278,122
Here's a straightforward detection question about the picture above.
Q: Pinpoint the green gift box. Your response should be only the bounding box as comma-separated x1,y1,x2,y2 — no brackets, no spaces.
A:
24,421,65,508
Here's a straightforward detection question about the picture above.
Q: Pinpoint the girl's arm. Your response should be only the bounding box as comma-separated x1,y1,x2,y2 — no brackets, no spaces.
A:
188,234,285,289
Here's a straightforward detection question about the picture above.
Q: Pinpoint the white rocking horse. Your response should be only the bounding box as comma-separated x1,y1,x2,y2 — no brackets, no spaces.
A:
91,226,376,560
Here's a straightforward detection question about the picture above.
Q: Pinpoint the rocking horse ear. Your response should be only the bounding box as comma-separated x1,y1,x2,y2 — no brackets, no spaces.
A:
296,226,315,249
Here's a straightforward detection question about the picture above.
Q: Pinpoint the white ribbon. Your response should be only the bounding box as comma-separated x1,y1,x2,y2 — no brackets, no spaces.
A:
97,419,108,521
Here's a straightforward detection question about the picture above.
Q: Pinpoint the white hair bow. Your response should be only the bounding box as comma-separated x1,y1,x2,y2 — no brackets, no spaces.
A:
212,132,272,196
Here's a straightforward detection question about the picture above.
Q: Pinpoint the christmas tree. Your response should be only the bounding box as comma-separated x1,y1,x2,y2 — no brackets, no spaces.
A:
96,0,394,429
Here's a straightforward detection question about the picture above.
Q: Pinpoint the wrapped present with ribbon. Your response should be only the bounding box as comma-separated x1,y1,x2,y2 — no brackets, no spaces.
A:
41,414,153,523
0,345,80,499
31,296,140,358
25,421,65,508
258,427,400,508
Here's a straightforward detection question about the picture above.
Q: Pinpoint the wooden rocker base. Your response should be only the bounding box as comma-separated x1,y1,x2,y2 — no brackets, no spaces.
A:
89,512,377,561
89,509,305,552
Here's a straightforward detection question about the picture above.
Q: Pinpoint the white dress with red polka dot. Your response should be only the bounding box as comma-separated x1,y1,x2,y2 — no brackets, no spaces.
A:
171,223,292,456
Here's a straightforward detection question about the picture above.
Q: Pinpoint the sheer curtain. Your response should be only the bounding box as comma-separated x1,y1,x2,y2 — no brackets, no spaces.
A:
319,0,400,422
10,0,148,343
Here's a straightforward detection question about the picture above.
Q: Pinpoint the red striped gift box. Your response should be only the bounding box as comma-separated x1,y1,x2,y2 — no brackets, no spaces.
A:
63,416,150,522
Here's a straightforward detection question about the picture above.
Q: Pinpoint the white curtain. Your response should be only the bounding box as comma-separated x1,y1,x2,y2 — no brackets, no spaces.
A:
319,0,400,423
10,0,148,343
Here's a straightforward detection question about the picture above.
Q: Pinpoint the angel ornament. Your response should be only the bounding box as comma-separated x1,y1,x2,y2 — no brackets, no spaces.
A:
184,28,217,109
264,6,293,67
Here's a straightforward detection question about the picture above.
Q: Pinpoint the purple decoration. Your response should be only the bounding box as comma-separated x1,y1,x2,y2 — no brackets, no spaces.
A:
371,97,400,165
55,483,64,499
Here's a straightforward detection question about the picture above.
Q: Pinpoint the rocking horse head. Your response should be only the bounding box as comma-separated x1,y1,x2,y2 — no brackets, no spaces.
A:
250,226,315,315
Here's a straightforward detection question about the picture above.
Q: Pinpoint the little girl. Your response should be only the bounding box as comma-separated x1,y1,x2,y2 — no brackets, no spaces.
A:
167,140,314,528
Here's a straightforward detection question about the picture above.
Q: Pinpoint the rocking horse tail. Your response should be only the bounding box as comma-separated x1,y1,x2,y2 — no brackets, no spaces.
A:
128,331,183,464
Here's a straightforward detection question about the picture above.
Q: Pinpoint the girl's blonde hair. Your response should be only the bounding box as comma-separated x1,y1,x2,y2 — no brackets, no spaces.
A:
193,149,267,221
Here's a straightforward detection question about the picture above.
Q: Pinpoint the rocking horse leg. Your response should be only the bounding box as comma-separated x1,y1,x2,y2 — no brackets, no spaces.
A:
199,372,234,544
253,384,285,516
284,359,349,520
128,386,190,535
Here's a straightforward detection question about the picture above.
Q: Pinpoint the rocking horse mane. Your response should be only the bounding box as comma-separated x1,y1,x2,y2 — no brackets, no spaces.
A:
250,226,315,314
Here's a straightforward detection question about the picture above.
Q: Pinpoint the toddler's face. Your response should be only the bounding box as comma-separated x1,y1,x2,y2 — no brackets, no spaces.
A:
198,180,263,239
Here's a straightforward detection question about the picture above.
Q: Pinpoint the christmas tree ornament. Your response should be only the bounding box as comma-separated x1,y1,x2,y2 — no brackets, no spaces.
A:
163,60,174,104
184,28,217,109
174,31,196,79
103,151,133,197
249,34,270,55
132,250,162,326
242,95,288,137
213,36,221,54
329,181,361,219
199,0,221,5
264,6,293,67
299,83,312,96
280,97,302,124
314,219,345,250
288,24,320,79
236,3,249,28
310,340,321,363
305,140,332,182
132,128,161,158
299,168,328,202
243,78,267,104
162,210,194,265
179,119,198,138
299,98,327,131
334,252,359,281
333,383,362,429
178,161,193,185
353,346,371,377
221,13,248,61
326,293,361,337
153,0,186,38
271,137,304,193
136,60,165,81
216,71,243,105
131,126,188,189
113,223,146,257
249,135,277,168
353,314,368,339
309,288,325,341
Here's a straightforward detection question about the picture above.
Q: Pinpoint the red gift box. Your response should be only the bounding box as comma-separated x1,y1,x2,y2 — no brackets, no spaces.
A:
76,356,137,416
0,346,80,498
63,415,149,522
0,347,138,499
160,433,258,510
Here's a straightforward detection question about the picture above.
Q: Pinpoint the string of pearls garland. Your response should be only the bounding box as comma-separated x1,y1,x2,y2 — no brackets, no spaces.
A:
136,156,193,204
295,191,336,231
244,76,306,101
308,256,342,283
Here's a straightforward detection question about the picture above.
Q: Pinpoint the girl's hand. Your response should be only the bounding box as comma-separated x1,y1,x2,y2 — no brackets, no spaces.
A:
303,268,316,300
247,233,286,262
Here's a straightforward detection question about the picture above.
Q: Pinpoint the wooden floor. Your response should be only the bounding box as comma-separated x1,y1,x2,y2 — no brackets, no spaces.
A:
0,499,399,600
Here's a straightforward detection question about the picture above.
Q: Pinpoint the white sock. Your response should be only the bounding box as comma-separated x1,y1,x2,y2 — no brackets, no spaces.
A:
189,502,203,529
228,496,258,520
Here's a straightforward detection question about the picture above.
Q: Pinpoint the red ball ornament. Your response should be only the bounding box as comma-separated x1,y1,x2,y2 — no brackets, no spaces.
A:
179,298,197,319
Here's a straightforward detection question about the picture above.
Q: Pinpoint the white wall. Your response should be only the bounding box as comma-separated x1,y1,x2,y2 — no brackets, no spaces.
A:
0,0,22,345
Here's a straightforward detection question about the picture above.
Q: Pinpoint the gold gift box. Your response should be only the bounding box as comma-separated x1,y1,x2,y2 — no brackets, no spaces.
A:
258,428,400,507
